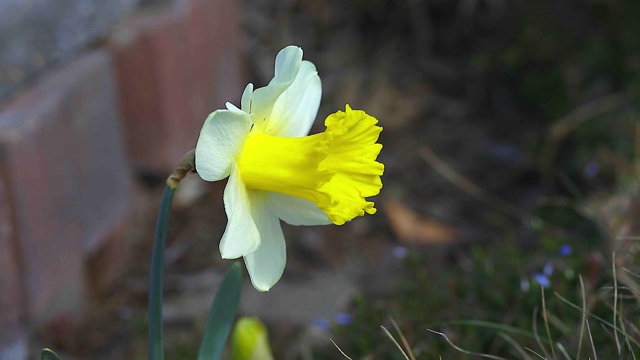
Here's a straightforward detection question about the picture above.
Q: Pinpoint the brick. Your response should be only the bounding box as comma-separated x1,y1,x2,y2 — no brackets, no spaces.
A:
0,181,27,360
0,50,131,325
182,0,244,109
109,0,243,172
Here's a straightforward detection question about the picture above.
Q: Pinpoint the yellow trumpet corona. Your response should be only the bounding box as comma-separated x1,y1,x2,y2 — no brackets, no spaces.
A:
238,105,383,225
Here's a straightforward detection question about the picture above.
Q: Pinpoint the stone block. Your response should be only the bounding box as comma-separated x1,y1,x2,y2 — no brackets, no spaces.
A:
109,0,243,172
0,0,140,103
0,50,131,325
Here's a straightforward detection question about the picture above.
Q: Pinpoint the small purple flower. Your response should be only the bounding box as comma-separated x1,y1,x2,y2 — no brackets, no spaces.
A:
486,143,521,164
543,262,554,276
393,246,407,259
583,160,600,179
559,245,572,256
520,278,530,292
534,273,550,288
313,318,330,332
334,312,353,325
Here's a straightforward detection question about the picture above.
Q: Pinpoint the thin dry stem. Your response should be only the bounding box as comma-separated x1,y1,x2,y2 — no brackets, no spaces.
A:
636,120,640,180
426,329,507,360
556,342,572,360
577,276,587,360
522,347,545,359
541,287,557,360
619,303,637,360
586,320,598,360
613,253,622,354
381,326,410,360
618,236,640,241
330,339,353,360
419,145,525,219
531,307,551,359
389,317,416,360
555,292,640,348
167,149,197,189
496,332,533,360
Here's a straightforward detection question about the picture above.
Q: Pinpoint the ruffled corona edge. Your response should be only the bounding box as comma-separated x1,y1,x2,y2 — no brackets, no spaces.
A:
315,105,384,225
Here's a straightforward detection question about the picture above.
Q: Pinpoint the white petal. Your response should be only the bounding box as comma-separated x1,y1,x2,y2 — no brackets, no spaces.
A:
250,46,303,124
225,102,240,112
195,108,251,181
219,164,260,259
243,192,287,291
267,60,321,137
241,83,253,113
274,46,303,80
267,193,331,226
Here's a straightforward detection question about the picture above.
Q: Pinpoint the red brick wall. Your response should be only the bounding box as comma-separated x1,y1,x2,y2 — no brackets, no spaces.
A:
0,0,243,357
110,0,244,171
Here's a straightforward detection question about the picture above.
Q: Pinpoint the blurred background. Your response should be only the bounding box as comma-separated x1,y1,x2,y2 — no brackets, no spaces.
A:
1,0,639,358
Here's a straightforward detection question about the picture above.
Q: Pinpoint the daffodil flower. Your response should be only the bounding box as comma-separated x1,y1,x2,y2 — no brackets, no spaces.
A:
195,45,383,291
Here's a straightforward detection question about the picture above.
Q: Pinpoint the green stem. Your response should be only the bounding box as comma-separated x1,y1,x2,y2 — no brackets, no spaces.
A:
148,183,176,360
147,150,195,360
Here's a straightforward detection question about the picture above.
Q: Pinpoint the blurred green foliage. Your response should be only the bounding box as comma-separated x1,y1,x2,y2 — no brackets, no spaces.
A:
321,235,639,358
489,1,640,120
311,0,640,358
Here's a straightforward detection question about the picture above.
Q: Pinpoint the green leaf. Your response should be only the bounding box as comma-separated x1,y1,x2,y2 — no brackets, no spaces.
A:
148,184,176,360
197,262,243,360
41,348,63,360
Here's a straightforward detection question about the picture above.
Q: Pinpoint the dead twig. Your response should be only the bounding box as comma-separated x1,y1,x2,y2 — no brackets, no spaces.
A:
419,145,525,220
539,93,629,185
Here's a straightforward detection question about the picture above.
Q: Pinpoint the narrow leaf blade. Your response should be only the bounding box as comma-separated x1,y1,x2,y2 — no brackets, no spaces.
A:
197,262,243,360
41,348,63,360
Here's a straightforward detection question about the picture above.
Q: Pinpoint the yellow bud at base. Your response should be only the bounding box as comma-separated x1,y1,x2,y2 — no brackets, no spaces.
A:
237,105,384,225
232,317,273,360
